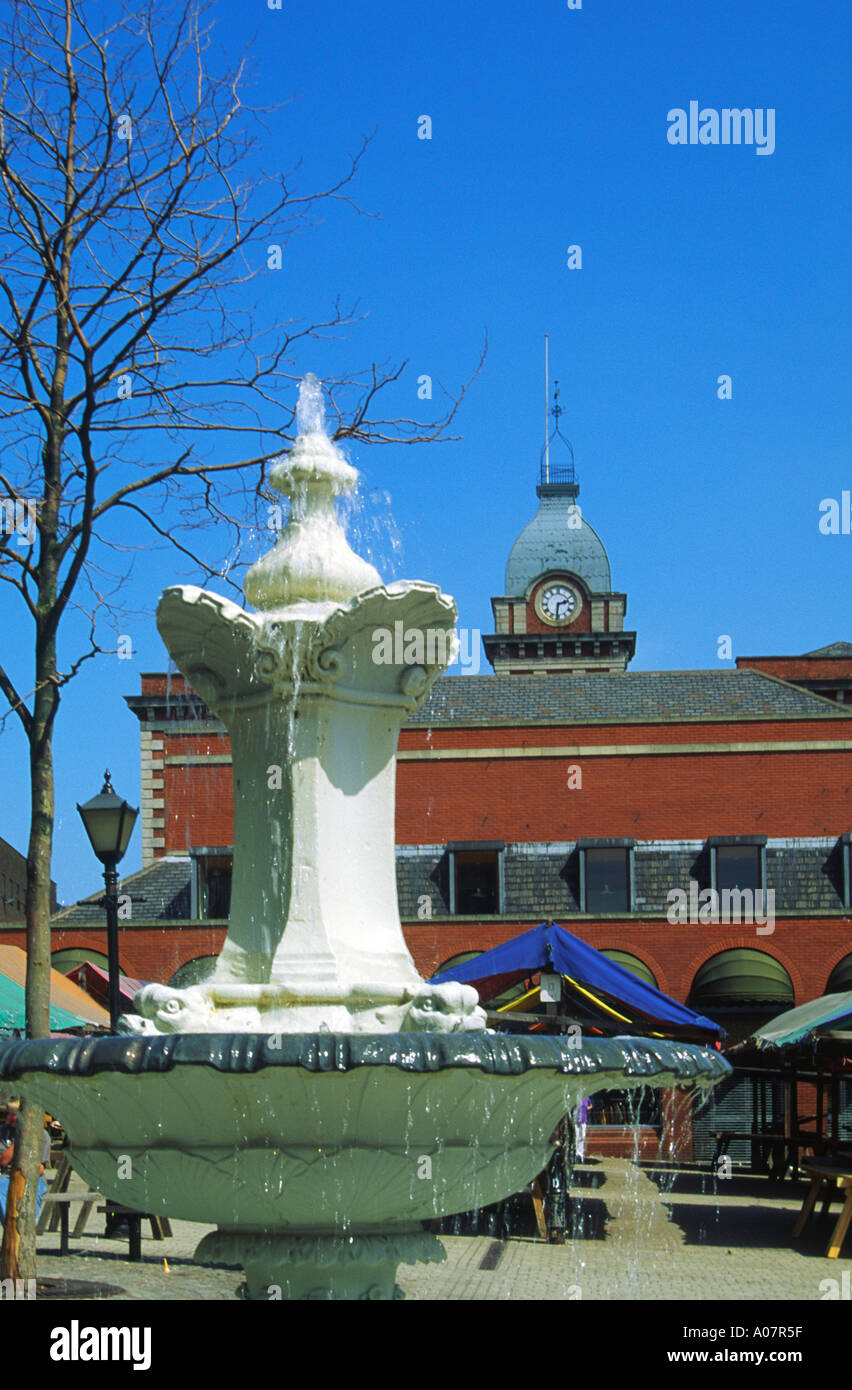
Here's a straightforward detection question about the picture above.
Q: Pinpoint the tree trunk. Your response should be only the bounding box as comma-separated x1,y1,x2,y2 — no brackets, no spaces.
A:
0,1107,42,1282
0,638,58,1281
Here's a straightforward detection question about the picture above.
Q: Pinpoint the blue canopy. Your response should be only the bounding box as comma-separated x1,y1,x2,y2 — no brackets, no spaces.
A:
431,921,723,1041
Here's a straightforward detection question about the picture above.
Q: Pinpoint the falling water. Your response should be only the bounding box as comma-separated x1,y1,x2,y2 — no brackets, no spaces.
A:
340,486,404,583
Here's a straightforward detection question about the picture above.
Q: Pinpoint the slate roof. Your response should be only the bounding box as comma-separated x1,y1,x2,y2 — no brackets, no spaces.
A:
53,839,852,929
54,857,191,925
806,642,852,658
406,670,852,727
396,840,852,919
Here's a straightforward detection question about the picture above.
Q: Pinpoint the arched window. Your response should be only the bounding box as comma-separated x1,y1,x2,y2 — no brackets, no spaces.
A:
51,948,110,976
827,954,852,995
689,948,794,1046
168,955,218,989
600,949,658,990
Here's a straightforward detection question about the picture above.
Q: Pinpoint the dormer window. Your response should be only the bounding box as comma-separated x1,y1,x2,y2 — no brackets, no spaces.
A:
577,839,634,913
707,838,766,897
447,842,505,915
190,847,232,920
840,834,852,910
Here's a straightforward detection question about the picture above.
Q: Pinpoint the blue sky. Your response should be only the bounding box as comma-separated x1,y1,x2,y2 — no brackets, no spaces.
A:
1,0,849,904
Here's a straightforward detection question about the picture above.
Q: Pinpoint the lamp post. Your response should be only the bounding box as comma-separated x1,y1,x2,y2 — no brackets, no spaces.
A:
77,770,139,1031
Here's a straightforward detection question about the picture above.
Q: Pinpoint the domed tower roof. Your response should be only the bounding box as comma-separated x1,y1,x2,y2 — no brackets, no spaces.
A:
505,499,612,596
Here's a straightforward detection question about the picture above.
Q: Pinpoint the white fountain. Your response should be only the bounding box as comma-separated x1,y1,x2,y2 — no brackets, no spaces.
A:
0,376,730,1299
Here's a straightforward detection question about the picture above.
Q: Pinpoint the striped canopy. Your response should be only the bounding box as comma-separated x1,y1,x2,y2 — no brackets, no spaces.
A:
750,991,852,1050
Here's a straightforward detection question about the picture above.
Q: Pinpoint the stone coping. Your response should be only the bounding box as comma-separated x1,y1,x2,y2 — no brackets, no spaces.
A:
0,1032,731,1083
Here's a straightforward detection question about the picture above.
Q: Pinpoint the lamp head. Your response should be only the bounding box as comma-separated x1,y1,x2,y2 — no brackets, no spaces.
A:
77,770,139,868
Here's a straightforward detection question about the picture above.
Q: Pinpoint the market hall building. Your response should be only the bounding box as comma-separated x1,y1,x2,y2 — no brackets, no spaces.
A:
46,432,852,1157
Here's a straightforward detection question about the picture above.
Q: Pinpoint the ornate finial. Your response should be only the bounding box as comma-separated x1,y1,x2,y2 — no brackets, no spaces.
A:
244,374,381,609
551,381,563,426
102,770,114,793
539,373,576,490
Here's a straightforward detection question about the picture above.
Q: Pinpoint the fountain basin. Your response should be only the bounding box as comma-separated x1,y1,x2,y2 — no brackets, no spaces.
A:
1,1031,729,1295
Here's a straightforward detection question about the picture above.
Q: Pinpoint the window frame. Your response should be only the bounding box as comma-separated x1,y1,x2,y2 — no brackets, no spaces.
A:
707,836,767,913
840,833,852,910
189,846,233,921
447,841,505,916
576,838,635,914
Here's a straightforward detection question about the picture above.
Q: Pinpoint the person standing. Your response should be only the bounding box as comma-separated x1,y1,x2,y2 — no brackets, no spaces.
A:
574,1096,592,1162
0,1101,50,1221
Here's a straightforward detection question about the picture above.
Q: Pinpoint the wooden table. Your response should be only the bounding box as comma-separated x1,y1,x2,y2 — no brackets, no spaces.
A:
792,1158,852,1259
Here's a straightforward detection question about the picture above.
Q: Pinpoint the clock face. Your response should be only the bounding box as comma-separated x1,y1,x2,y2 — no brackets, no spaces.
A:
537,581,580,625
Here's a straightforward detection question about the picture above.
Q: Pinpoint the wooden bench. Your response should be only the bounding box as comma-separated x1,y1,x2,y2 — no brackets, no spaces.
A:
36,1152,104,1253
711,1127,832,1181
711,1129,789,1179
98,1203,173,1263
37,1152,171,1259
38,1191,105,1256
792,1158,852,1259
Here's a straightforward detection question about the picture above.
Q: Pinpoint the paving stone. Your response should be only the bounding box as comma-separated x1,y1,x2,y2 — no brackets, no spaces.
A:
28,1157,852,1301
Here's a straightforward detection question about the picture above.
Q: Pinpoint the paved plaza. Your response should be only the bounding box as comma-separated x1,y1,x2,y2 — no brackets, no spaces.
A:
27,1157,852,1301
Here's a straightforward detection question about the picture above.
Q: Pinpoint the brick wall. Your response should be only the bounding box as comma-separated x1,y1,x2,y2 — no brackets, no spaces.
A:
737,656,852,680
12,922,227,985
402,916,850,1004
395,745,852,841
38,913,852,1006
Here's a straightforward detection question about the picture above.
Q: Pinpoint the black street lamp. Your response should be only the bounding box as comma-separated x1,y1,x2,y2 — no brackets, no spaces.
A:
77,770,139,1031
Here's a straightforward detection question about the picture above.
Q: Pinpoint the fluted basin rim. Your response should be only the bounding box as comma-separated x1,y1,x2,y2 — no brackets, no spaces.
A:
0,1032,731,1083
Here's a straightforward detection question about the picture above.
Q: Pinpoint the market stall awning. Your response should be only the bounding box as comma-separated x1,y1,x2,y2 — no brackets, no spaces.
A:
65,961,143,1009
749,991,852,1050
430,921,723,1042
0,945,110,1033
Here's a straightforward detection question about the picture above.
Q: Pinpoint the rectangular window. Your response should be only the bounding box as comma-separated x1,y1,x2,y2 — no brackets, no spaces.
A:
448,843,505,915
708,838,766,894
841,834,852,910
203,859,232,919
578,840,634,913
714,845,762,893
190,848,233,921
707,837,767,913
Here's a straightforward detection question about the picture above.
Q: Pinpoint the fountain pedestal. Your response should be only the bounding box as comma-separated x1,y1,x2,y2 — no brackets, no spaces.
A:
130,375,482,1037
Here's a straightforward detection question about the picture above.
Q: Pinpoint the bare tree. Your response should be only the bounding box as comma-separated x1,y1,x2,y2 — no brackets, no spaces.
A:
0,0,482,1279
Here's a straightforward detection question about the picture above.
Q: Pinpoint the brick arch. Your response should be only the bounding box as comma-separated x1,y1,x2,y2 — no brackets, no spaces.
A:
597,943,670,998
823,945,852,993
49,930,135,979
683,940,804,1004
433,949,484,977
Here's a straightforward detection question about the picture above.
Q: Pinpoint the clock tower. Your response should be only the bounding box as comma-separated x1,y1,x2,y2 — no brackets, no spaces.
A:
482,383,636,676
